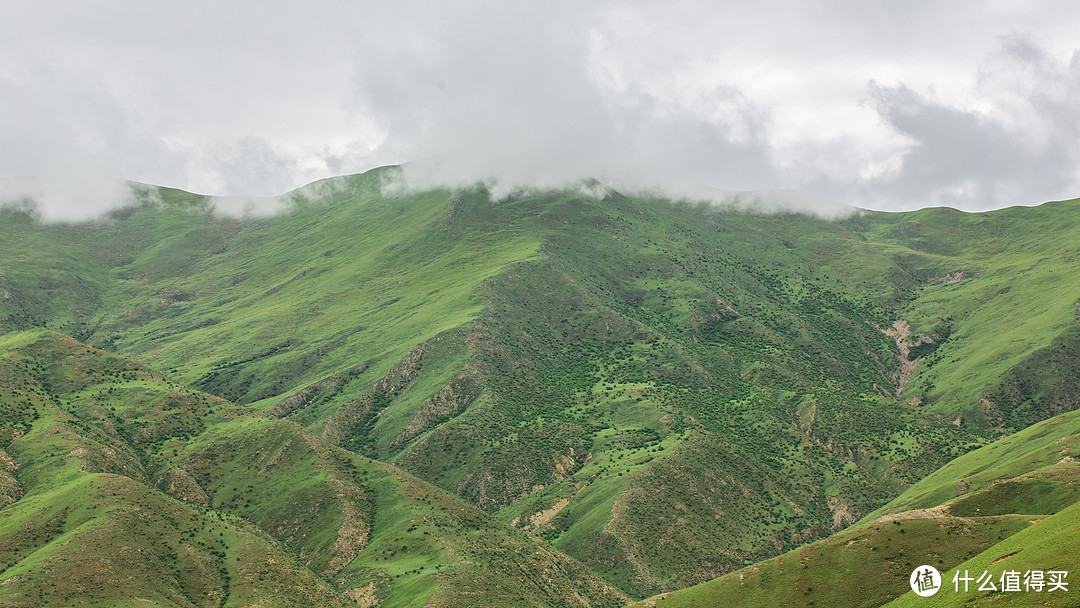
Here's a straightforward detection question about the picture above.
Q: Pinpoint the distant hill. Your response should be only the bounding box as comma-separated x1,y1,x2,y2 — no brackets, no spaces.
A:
2,166,1078,603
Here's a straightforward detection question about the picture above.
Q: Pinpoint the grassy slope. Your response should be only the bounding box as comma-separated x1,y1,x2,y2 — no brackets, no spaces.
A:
3,171,1080,599
631,407,1080,607
0,330,627,608
884,500,1080,607
417,194,1080,595
630,408,1080,608
879,406,1080,608
862,406,1080,522
0,332,354,608
858,203,1080,426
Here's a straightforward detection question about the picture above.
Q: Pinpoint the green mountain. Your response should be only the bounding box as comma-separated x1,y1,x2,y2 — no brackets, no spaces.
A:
2,166,1078,604
630,406,1080,607
0,329,627,607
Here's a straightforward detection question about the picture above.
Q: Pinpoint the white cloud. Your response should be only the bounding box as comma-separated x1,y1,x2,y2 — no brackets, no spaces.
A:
1,1,1079,217
847,34,1080,210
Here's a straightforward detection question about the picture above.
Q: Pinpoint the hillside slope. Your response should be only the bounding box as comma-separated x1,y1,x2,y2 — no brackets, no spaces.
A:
631,407,1080,607
0,330,627,607
2,169,1079,597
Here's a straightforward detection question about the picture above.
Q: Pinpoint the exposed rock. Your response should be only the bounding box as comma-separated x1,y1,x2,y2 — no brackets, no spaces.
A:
154,466,210,507
344,582,379,607
528,497,570,530
270,377,341,418
604,487,656,591
0,448,18,472
0,448,21,508
826,495,856,530
395,369,479,445
881,319,921,398
446,196,462,230
936,271,966,284
319,479,372,578
322,341,431,446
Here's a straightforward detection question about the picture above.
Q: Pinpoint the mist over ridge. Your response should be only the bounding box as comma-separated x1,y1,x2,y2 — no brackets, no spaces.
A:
3,1,1080,220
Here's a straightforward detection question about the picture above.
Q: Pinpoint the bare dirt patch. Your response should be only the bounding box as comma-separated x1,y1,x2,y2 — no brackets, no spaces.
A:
881,319,922,398
344,581,380,607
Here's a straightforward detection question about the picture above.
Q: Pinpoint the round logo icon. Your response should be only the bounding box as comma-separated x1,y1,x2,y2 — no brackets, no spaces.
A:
910,565,942,597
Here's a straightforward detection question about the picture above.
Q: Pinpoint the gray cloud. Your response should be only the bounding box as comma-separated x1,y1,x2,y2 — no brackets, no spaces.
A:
846,34,1080,209
2,1,1080,218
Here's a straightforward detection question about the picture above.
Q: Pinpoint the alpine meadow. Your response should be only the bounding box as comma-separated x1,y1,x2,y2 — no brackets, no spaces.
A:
1,166,1078,607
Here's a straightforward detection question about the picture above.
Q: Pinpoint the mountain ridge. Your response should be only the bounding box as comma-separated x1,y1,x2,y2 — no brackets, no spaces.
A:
3,167,1079,603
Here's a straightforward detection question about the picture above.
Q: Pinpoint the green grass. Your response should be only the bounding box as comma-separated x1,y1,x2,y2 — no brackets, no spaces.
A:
631,515,1033,608
4,169,1080,600
861,408,1080,522
885,499,1080,607
633,403,1080,607
0,331,627,607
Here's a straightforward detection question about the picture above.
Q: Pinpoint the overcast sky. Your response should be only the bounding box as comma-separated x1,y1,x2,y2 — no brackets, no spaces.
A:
2,1,1080,218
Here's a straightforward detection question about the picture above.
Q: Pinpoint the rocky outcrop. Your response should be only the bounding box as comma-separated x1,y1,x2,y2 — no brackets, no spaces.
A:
154,466,210,507
322,340,432,448
394,369,480,447
0,448,21,508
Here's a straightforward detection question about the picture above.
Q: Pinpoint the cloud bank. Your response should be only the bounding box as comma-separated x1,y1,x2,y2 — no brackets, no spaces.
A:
2,1,1080,218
